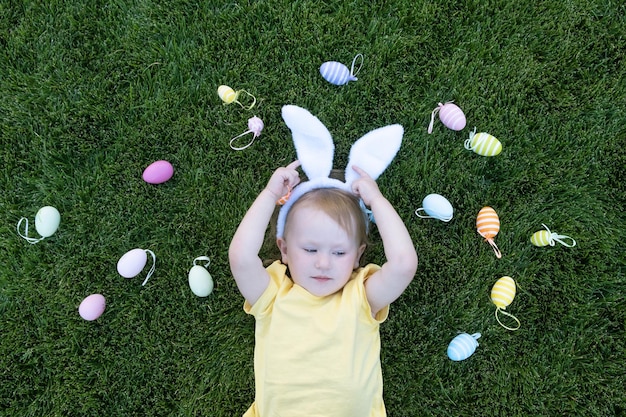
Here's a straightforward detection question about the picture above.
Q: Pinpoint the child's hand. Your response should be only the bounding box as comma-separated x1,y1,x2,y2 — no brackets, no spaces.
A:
351,165,383,206
265,160,301,200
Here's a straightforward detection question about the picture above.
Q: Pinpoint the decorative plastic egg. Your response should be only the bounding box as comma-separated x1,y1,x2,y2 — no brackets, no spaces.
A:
427,102,466,133
319,54,363,86
531,224,576,247
476,206,502,258
35,206,61,237
491,276,520,330
217,85,256,110
17,206,61,244
447,333,481,361
117,248,156,286
415,194,454,222
230,116,265,150
79,293,106,321
142,160,174,184
188,256,214,297
464,127,502,156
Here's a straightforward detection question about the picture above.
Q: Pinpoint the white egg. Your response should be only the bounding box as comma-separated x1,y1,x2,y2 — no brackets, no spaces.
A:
34,206,61,237
416,194,453,222
188,265,214,297
117,248,148,278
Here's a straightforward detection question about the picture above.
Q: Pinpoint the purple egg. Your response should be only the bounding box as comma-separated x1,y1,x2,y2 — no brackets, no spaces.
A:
79,294,106,321
142,160,174,184
117,248,148,278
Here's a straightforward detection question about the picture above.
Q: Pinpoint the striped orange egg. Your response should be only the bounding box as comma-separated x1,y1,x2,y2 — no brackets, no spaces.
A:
476,206,502,258
464,128,502,156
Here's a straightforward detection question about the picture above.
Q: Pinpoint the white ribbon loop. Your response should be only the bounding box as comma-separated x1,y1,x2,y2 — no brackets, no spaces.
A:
142,249,157,286
193,256,211,268
350,54,364,79
17,217,44,244
229,131,256,150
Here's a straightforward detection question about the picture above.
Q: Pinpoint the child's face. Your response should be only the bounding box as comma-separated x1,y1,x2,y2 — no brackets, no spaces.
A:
277,205,366,297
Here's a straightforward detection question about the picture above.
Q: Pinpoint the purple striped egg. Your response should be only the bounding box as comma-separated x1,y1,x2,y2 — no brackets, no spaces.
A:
447,332,481,361
438,102,466,131
320,61,357,85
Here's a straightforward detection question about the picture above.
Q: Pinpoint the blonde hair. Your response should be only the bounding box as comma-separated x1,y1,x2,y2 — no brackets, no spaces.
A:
283,188,369,247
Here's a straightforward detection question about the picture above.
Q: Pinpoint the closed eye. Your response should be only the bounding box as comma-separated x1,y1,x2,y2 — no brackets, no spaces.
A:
333,251,346,256
304,248,317,253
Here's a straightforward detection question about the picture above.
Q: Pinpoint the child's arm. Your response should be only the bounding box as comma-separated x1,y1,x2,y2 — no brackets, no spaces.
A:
351,165,418,316
229,161,301,306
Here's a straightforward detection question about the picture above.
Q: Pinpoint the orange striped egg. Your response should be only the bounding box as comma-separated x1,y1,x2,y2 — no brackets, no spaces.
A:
464,127,502,156
476,206,502,258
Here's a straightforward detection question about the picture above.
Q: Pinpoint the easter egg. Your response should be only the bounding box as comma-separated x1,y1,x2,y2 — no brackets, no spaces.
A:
530,230,552,247
465,128,502,156
248,116,264,137
218,85,237,104
491,276,516,309
142,160,174,184
34,206,61,237
438,102,466,131
476,206,500,238
188,265,214,297
117,248,148,278
415,194,453,222
447,333,481,361
79,293,106,321
320,61,357,85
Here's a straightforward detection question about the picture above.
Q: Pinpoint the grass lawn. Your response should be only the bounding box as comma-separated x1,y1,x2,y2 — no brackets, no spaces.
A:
1,0,624,416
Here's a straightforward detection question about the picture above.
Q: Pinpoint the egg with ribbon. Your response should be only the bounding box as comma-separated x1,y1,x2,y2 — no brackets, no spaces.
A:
142,160,174,184
476,206,502,258
188,256,214,297
319,54,363,86
17,206,61,244
427,102,466,133
117,248,156,286
230,116,264,150
491,276,520,330
464,127,502,156
447,333,481,361
217,85,256,110
79,293,106,321
414,194,453,222
531,224,576,247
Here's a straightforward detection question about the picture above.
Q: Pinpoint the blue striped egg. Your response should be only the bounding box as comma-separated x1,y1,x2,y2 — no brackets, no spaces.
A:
447,333,481,361
320,61,357,85
464,127,502,156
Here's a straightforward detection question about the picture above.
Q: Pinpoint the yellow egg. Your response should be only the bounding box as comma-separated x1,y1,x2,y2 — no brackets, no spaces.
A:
218,85,237,104
531,230,552,246
491,276,516,309
465,128,502,156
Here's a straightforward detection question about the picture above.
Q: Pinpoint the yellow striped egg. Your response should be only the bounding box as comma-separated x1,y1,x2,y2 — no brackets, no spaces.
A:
218,85,237,104
476,206,500,239
531,230,552,247
490,276,516,309
465,127,502,156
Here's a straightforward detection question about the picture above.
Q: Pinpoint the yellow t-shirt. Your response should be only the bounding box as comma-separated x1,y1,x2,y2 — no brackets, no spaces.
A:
243,261,389,417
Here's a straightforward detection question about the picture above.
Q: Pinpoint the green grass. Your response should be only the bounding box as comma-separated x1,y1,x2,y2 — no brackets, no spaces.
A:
1,0,624,416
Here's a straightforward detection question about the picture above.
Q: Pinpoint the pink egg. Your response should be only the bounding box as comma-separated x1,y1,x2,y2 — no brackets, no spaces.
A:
438,102,466,131
79,294,106,321
142,160,174,184
117,248,147,278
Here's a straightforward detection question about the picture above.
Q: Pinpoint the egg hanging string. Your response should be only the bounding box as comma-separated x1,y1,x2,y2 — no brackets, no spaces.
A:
484,237,502,258
193,255,211,268
349,53,364,79
142,249,156,286
495,306,521,331
427,101,453,134
539,224,576,247
229,116,264,150
16,218,44,244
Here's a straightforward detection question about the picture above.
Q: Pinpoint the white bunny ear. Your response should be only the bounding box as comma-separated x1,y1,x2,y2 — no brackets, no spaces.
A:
345,124,403,186
281,105,334,180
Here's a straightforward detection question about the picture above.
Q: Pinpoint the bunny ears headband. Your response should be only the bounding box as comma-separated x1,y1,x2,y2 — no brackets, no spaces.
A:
276,105,404,238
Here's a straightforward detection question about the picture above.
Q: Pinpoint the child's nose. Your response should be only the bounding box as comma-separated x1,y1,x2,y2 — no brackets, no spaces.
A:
315,253,330,269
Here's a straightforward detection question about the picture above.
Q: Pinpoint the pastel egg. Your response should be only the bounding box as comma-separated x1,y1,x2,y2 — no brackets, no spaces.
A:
320,61,357,85
78,293,106,321
117,248,148,278
530,230,552,247
476,206,500,239
438,102,466,131
491,276,516,309
218,85,237,104
34,206,61,237
142,160,174,184
447,333,481,361
416,194,453,222
188,265,214,297
464,128,502,156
